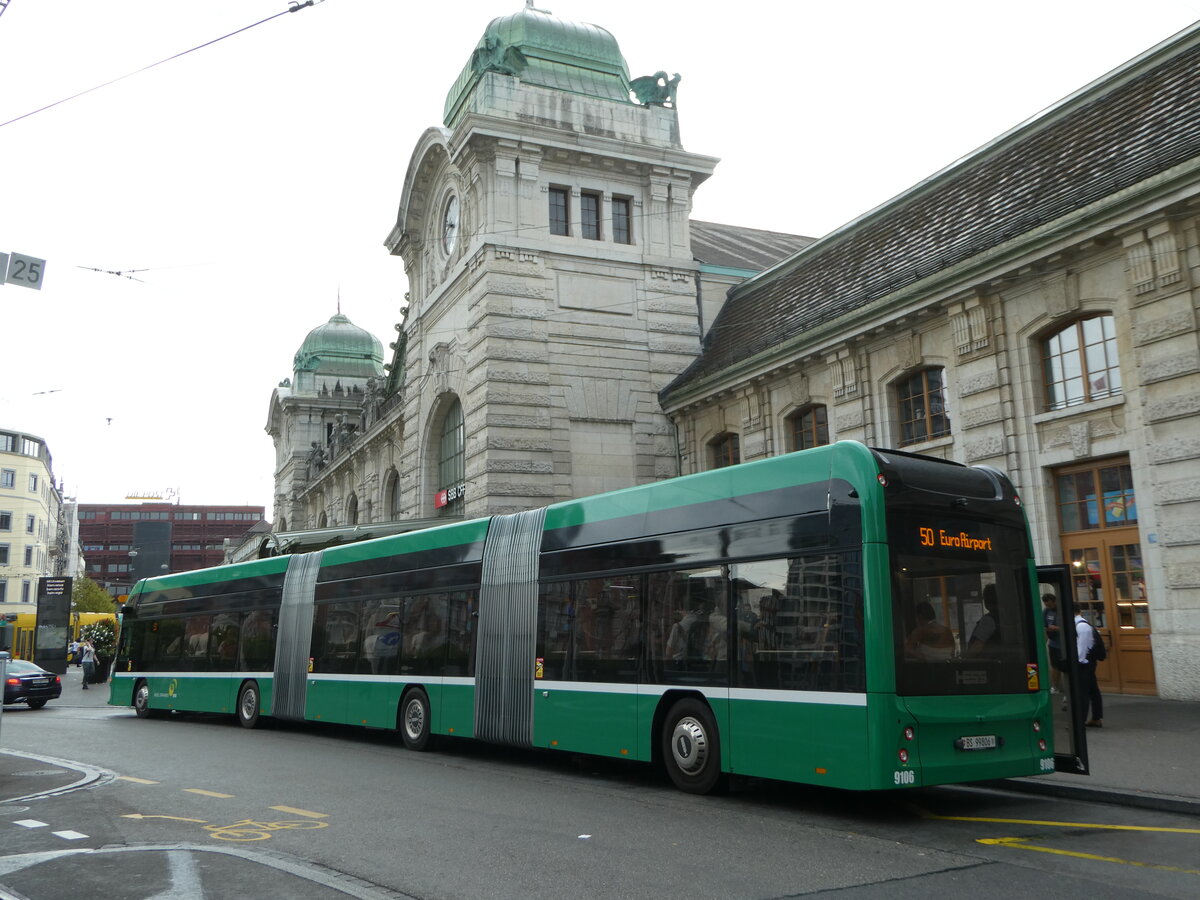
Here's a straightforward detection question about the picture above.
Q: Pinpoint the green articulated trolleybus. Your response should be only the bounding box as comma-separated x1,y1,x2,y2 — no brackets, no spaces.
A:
110,441,1055,793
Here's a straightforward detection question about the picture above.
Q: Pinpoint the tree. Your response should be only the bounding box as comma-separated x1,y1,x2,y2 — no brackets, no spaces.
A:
72,577,116,614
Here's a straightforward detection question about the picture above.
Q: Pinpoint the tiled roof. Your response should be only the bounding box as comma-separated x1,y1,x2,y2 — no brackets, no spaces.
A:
664,31,1200,399
690,220,814,271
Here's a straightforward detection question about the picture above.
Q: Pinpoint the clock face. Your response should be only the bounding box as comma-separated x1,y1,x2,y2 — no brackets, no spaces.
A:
442,194,459,255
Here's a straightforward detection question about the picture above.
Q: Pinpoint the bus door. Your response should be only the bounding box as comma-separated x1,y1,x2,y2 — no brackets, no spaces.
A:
1037,565,1089,775
533,577,641,758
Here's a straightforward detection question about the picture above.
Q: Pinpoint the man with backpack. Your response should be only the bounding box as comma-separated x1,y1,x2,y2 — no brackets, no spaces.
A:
1075,612,1105,727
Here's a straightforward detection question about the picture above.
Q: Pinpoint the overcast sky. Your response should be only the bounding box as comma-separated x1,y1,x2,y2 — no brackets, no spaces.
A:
2,0,1197,514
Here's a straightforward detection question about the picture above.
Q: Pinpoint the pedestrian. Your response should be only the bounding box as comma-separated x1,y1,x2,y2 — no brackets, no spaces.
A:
1075,612,1103,727
79,639,96,690
69,639,81,667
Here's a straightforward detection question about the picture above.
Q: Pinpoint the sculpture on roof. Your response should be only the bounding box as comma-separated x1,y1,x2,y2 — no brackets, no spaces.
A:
472,35,526,77
630,71,680,107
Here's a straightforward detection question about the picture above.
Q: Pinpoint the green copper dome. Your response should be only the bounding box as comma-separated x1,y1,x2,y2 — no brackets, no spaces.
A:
293,314,384,379
444,3,631,126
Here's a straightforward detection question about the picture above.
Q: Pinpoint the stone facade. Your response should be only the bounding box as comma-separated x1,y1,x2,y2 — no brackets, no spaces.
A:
661,27,1200,700
379,72,716,519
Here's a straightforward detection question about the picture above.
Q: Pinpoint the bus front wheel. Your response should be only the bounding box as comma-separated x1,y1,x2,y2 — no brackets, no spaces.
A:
400,688,431,751
237,681,260,729
661,698,722,794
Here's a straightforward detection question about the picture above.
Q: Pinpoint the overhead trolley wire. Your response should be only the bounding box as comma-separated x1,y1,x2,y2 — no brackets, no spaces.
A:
0,0,325,130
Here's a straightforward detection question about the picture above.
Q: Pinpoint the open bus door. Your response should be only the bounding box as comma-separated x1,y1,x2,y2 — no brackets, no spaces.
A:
1038,564,1089,775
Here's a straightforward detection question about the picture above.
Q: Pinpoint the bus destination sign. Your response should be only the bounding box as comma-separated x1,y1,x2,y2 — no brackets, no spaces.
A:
918,526,994,552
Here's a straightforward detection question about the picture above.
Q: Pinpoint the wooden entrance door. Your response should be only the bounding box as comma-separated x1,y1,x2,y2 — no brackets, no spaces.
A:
1054,460,1155,695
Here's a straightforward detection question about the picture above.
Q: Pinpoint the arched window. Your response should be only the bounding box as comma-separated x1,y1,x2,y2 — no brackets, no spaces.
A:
896,368,951,446
709,432,740,469
278,517,287,533
346,493,359,526
317,511,328,529
788,404,829,451
438,399,465,515
1043,315,1121,410
384,469,401,520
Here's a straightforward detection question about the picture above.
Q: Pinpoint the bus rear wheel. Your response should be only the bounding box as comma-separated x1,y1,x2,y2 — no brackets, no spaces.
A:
134,680,157,719
661,698,722,794
237,681,260,729
400,687,431,751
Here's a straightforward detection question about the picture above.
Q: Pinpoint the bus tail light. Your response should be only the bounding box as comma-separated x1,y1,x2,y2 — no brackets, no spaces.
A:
903,726,915,741
1032,719,1041,733
898,748,909,764
877,475,888,487
1038,739,1048,752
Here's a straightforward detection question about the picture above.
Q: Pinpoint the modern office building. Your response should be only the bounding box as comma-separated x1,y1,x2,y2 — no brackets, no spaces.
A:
77,503,266,597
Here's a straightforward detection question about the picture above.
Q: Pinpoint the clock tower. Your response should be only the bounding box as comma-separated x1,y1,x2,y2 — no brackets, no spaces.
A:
383,3,718,519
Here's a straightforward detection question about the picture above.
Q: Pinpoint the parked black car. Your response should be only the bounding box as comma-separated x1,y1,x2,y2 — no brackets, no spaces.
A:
3,659,63,709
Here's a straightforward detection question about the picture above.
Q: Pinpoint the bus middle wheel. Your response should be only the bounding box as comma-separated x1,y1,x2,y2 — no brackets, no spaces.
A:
661,697,723,794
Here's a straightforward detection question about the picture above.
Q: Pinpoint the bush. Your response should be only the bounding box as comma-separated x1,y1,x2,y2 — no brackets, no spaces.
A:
80,619,118,657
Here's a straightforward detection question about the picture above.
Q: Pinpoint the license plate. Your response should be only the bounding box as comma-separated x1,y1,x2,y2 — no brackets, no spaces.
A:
32,678,49,685
958,734,997,750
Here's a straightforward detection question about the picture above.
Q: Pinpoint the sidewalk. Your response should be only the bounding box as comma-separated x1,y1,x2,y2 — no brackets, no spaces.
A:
4,672,1200,812
997,692,1200,814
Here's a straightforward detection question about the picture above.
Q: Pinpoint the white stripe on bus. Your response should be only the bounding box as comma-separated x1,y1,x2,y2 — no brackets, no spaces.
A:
114,672,867,706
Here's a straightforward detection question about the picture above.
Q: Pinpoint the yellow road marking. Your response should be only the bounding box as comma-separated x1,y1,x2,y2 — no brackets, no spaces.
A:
269,805,328,819
978,837,1200,876
184,788,235,798
923,813,1200,835
117,776,159,784
121,814,208,823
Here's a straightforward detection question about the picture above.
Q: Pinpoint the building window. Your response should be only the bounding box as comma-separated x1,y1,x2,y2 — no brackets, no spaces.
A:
21,580,31,602
25,514,35,534
23,545,33,566
549,187,570,236
1043,315,1122,410
612,196,632,244
28,473,38,492
438,399,465,515
788,404,829,451
0,581,5,602
385,470,401,519
347,494,359,526
78,511,97,519
0,470,13,490
0,434,11,452
0,544,8,565
21,439,38,457
0,511,10,531
710,433,740,469
1056,461,1138,532
897,368,951,446
581,191,601,240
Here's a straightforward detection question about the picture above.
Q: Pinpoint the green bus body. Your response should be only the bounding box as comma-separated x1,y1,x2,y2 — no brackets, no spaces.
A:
110,442,1054,792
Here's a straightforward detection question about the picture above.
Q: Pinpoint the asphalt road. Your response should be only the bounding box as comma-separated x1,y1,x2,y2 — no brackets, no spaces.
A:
1,689,1198,899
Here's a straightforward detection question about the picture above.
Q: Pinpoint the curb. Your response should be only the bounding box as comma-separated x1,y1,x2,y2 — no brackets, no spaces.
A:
981,777,1200,817
0,749,116,804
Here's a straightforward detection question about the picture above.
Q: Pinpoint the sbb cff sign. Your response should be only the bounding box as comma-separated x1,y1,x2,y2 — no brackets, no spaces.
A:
434,483,466,509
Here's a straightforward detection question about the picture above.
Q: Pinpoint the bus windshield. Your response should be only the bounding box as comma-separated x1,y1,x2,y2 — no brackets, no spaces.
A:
890,513,1037,696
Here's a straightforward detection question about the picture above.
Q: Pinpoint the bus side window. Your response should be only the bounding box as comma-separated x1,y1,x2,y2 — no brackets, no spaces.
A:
536,581,573,680
238,610,276,672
